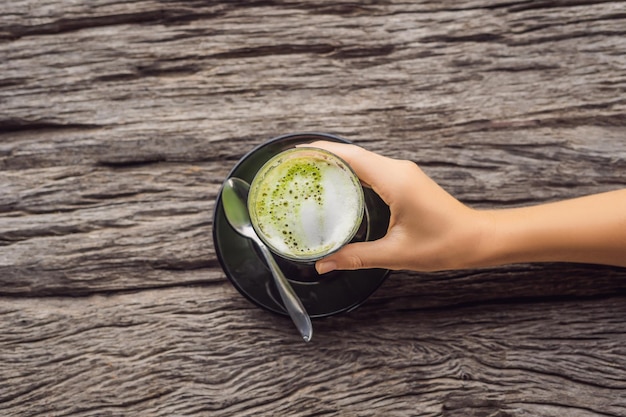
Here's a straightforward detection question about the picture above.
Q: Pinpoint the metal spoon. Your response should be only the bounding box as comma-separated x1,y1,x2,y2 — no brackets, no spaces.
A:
221,177,313,342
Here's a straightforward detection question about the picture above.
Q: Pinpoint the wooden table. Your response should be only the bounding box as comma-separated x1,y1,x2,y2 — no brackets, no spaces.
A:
2,1,625,416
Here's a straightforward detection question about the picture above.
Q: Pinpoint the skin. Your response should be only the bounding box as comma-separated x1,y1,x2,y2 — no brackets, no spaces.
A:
299,141,626,274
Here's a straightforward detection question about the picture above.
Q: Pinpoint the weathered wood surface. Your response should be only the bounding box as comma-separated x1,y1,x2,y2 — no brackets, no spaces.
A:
1,1,625,416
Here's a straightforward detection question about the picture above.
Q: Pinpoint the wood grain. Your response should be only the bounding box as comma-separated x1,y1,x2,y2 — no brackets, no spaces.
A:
1,287,625,416
1,1,625,416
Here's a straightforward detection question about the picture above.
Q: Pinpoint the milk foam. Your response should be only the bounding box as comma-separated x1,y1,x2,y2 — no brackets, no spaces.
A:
249,148,363,260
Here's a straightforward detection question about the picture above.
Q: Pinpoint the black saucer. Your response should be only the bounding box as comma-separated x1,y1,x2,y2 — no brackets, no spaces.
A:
213,132,391,318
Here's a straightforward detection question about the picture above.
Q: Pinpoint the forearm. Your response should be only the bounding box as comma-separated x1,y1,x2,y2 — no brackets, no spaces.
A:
475,189,626,268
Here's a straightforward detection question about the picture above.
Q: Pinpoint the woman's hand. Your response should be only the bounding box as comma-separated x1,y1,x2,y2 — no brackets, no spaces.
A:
301,141,492,273
303,141,626,273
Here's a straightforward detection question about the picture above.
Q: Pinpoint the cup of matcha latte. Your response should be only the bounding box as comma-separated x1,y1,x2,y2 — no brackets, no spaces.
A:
248,147,365,262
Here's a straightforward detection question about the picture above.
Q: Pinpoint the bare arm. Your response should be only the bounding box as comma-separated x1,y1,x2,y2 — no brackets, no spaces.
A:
478,190,626,268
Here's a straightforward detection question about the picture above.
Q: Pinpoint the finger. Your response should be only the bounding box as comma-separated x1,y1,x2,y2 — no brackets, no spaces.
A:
297,141,394,200
315,239,397,273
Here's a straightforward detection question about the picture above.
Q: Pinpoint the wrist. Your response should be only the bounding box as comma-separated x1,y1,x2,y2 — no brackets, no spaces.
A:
433,206,498,271
469,208,537,268
461,209,501,269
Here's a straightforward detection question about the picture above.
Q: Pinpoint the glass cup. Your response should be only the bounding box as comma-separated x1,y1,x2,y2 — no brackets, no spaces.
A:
248,147,364,263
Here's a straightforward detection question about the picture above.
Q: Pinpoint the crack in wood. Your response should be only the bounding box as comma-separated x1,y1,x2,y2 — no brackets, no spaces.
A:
209,43,337,59
508,0,623,13
1,9,224,40
0,120,100,134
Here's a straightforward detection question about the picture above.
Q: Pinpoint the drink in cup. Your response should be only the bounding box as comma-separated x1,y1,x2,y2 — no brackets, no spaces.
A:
248,147,364,262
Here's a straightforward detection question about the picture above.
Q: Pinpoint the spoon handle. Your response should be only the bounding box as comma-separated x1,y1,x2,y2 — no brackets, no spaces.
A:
257,242,313,342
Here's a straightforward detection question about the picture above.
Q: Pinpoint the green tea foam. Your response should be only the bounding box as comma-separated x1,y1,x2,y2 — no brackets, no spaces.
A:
248,147,364,262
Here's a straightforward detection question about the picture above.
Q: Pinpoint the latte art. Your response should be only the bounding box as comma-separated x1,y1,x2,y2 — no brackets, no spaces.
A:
248,148,364,261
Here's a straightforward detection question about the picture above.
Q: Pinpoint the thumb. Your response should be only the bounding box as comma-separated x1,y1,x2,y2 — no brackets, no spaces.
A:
315,240,395,274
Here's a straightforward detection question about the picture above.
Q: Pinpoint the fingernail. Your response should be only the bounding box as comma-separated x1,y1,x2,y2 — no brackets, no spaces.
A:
316,261,337,275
